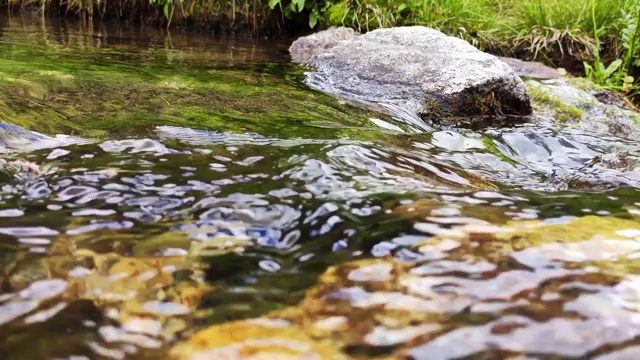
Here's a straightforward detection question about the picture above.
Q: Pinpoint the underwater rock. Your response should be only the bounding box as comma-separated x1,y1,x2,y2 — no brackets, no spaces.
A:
169,319,348,360
170,215,640,359
0,158,45,179
559,152,640,190
289,26,532,125
5,243,211,353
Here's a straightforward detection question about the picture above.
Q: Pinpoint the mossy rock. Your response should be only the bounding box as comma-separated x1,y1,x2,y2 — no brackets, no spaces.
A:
526,81,584,122
525,79,640,139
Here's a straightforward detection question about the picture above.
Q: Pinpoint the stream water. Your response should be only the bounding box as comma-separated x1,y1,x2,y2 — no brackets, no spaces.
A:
3,13,640,360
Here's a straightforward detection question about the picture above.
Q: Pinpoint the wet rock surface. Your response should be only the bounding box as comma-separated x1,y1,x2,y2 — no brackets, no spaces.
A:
289,26,532,124
527,79,640,140
521,78,640,189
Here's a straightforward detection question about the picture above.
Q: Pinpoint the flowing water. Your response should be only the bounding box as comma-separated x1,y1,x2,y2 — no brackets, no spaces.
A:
3,13,640,360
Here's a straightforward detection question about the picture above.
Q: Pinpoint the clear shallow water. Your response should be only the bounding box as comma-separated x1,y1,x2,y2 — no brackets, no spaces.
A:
3,13,640,360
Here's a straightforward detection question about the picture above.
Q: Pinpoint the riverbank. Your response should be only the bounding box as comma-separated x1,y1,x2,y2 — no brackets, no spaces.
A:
3,0,640,101
0,1,634,62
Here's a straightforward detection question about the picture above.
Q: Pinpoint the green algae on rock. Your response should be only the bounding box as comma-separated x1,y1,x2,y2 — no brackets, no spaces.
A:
526,81,584,123
0,24,387,143
526,79,640,138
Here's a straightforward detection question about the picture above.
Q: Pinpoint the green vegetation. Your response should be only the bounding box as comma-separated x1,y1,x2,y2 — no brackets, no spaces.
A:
4,0,640,90
3,0,640,102
0,25,399,142
584,0,640,95
319,0,627,59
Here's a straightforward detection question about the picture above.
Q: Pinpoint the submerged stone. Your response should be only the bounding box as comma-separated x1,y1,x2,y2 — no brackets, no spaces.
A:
289,26,532,125
170,215,640,358
169,319,348,360
522,78,640,190
3,229,213,356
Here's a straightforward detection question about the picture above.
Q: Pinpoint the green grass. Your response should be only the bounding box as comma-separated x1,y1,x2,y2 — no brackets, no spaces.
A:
325,0,501,41
322,0,630,62
506,0,623,59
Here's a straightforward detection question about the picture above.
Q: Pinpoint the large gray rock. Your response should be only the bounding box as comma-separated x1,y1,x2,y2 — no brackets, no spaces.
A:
289,27,532,125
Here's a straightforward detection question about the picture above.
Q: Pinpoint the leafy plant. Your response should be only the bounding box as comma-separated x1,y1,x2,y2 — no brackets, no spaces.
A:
620,3,640,78
268,0,321,28
584,0,640,95
323,0,396,31
584,58,623,87
150,0,185,27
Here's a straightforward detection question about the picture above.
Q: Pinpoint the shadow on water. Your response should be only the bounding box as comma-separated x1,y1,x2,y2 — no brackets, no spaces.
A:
2,12,640,360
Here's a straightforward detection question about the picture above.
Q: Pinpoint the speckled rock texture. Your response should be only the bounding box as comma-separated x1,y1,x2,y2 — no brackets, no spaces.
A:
289,26,532,124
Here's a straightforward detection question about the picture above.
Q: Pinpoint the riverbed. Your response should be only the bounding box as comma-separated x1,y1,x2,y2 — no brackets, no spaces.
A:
2,13,640,359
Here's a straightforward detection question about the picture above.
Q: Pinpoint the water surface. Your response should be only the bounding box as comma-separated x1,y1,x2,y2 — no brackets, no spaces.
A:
2,13,640,359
